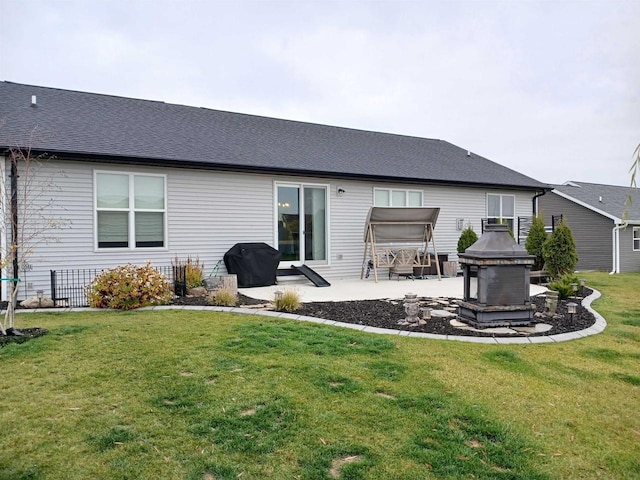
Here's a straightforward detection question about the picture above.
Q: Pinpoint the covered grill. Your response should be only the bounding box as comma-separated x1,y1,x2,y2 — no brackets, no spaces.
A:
223,243,282,288
457,224,535,328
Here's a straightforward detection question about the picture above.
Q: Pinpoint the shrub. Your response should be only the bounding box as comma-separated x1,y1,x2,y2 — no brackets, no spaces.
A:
173,255,204,289
543,220,578,279
548,273,581,300
213,287,237,307
274,289,301,312
525,215,548,271
87,262,172,310
457,226,478,254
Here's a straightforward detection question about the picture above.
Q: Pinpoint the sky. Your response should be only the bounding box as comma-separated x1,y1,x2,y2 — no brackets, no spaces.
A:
1,0,638,187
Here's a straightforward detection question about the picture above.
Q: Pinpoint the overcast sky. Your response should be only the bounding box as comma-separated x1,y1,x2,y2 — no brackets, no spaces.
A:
1,0,638,186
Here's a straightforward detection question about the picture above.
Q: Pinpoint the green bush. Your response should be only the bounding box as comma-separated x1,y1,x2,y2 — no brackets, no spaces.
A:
274,289,301,312
543,220,578,279
525,215,548,271
548,273,581,300
87,262,172,310
457,226,479,254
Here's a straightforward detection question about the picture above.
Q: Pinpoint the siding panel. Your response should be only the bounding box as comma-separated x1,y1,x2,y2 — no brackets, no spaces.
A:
11,158,537,300
619,226,640,273
538,192,613,271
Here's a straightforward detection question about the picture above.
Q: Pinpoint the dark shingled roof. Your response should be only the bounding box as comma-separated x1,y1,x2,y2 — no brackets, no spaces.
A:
0,81,548,190
551,181,640,223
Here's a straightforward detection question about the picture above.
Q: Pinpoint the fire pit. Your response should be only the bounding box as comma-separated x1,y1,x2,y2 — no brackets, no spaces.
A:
458,224,535,328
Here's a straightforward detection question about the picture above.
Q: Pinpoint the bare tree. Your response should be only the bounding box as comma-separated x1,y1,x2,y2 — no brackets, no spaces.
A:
622,143,640,222
1,123,67,335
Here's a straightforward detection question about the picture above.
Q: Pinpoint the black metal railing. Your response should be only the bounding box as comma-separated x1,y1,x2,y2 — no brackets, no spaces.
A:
481,217,532,244
50,266,179,308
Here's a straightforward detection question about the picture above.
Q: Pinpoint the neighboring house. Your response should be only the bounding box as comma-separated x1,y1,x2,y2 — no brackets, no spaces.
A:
538,181,640,273
0,81,549,301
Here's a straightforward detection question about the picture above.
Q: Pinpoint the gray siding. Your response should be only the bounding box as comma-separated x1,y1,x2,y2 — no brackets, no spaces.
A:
619,225,640,273
8,158,536,301
539,192,614,271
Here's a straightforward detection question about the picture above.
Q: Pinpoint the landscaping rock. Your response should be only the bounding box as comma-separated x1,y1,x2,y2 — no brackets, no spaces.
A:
188,287,207,297
20,296,54,308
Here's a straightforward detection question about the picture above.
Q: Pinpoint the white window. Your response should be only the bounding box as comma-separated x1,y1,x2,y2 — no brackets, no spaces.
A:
95,172,166,249
374,188,423,207
487,193,515,232
634,227,640,251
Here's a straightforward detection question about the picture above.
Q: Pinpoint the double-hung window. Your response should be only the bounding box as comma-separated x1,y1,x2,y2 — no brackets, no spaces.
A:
634,227,640,251
95,172,166,249
374,188,423,207
487,194,515,232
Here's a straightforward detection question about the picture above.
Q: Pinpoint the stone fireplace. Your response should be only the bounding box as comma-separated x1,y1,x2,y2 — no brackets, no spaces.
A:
458,224,535,328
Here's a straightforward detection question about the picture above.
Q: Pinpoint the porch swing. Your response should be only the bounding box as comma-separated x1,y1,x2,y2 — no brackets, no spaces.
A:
361,207,442,282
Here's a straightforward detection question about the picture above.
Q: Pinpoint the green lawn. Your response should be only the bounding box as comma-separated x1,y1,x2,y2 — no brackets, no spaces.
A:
1,272,638,479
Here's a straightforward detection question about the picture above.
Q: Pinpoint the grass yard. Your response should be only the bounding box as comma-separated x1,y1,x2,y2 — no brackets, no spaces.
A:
0,272,638,479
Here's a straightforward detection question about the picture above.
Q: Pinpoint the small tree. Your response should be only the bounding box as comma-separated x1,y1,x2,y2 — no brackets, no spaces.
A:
457,226,478,254
525,215,548,271
0,124,67,334
542,220,578,279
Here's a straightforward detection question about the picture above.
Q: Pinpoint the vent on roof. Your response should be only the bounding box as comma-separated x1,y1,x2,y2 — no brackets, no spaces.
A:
599,196,603,202
466,150,471,157
31,95,37,106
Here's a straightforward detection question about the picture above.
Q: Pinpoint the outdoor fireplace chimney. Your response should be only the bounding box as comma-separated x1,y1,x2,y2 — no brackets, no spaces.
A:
458,223,535,328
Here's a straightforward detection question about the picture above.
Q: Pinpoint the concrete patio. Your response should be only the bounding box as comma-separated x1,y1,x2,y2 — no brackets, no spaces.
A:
238,275,548,302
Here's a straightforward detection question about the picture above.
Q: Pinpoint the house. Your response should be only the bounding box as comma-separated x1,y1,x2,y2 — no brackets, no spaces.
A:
0,81,549,302
538,181,640,273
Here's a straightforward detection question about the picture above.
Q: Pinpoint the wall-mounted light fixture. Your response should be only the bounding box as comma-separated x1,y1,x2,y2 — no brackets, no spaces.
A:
336,187,346,196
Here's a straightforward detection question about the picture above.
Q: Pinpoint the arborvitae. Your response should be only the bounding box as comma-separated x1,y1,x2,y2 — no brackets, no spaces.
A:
542,220,578,278
457,226,479,254
525,215,548,271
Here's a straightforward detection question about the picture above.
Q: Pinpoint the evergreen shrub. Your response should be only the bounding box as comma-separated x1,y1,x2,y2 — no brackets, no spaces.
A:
457,226,479,254
543,220,578,279
525,215,548,271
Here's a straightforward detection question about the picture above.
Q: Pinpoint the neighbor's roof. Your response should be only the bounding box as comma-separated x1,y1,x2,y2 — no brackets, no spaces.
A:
551,181,640,223
0,81,548,190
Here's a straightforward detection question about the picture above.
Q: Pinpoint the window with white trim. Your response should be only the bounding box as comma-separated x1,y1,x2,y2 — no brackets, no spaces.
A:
633,227,640,251
95,172,166,249
374,188,423,207
487,193,515,232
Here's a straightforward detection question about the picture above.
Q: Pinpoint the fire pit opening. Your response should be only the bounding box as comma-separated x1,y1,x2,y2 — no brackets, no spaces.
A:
458,224,535,328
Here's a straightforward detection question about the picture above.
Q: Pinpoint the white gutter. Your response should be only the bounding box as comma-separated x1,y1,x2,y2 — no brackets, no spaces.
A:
610,222,626,274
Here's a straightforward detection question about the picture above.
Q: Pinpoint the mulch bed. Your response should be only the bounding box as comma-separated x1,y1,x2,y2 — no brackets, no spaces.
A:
0,290,596,347
178,290,596,338
0,328,49,347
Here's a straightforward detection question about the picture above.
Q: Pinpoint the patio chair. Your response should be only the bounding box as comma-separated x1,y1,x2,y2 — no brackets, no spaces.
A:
389,248,419,280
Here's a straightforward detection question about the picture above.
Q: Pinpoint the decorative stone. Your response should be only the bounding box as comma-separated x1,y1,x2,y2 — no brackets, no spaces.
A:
188,287,207,297
431,309,457,318
20,296,55,308
402,293,420,325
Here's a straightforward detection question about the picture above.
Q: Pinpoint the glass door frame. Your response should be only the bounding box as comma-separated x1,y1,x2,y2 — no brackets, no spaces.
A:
274,181,330,267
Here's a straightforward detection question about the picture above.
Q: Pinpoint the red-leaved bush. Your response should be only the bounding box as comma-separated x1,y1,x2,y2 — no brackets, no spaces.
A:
87,262,172,310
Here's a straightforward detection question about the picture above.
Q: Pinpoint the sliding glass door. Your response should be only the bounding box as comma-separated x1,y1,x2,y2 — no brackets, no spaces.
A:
276,184,327,265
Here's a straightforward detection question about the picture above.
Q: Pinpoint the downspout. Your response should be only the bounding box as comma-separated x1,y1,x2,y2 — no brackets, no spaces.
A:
532,189,547,216
610,222,625,274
